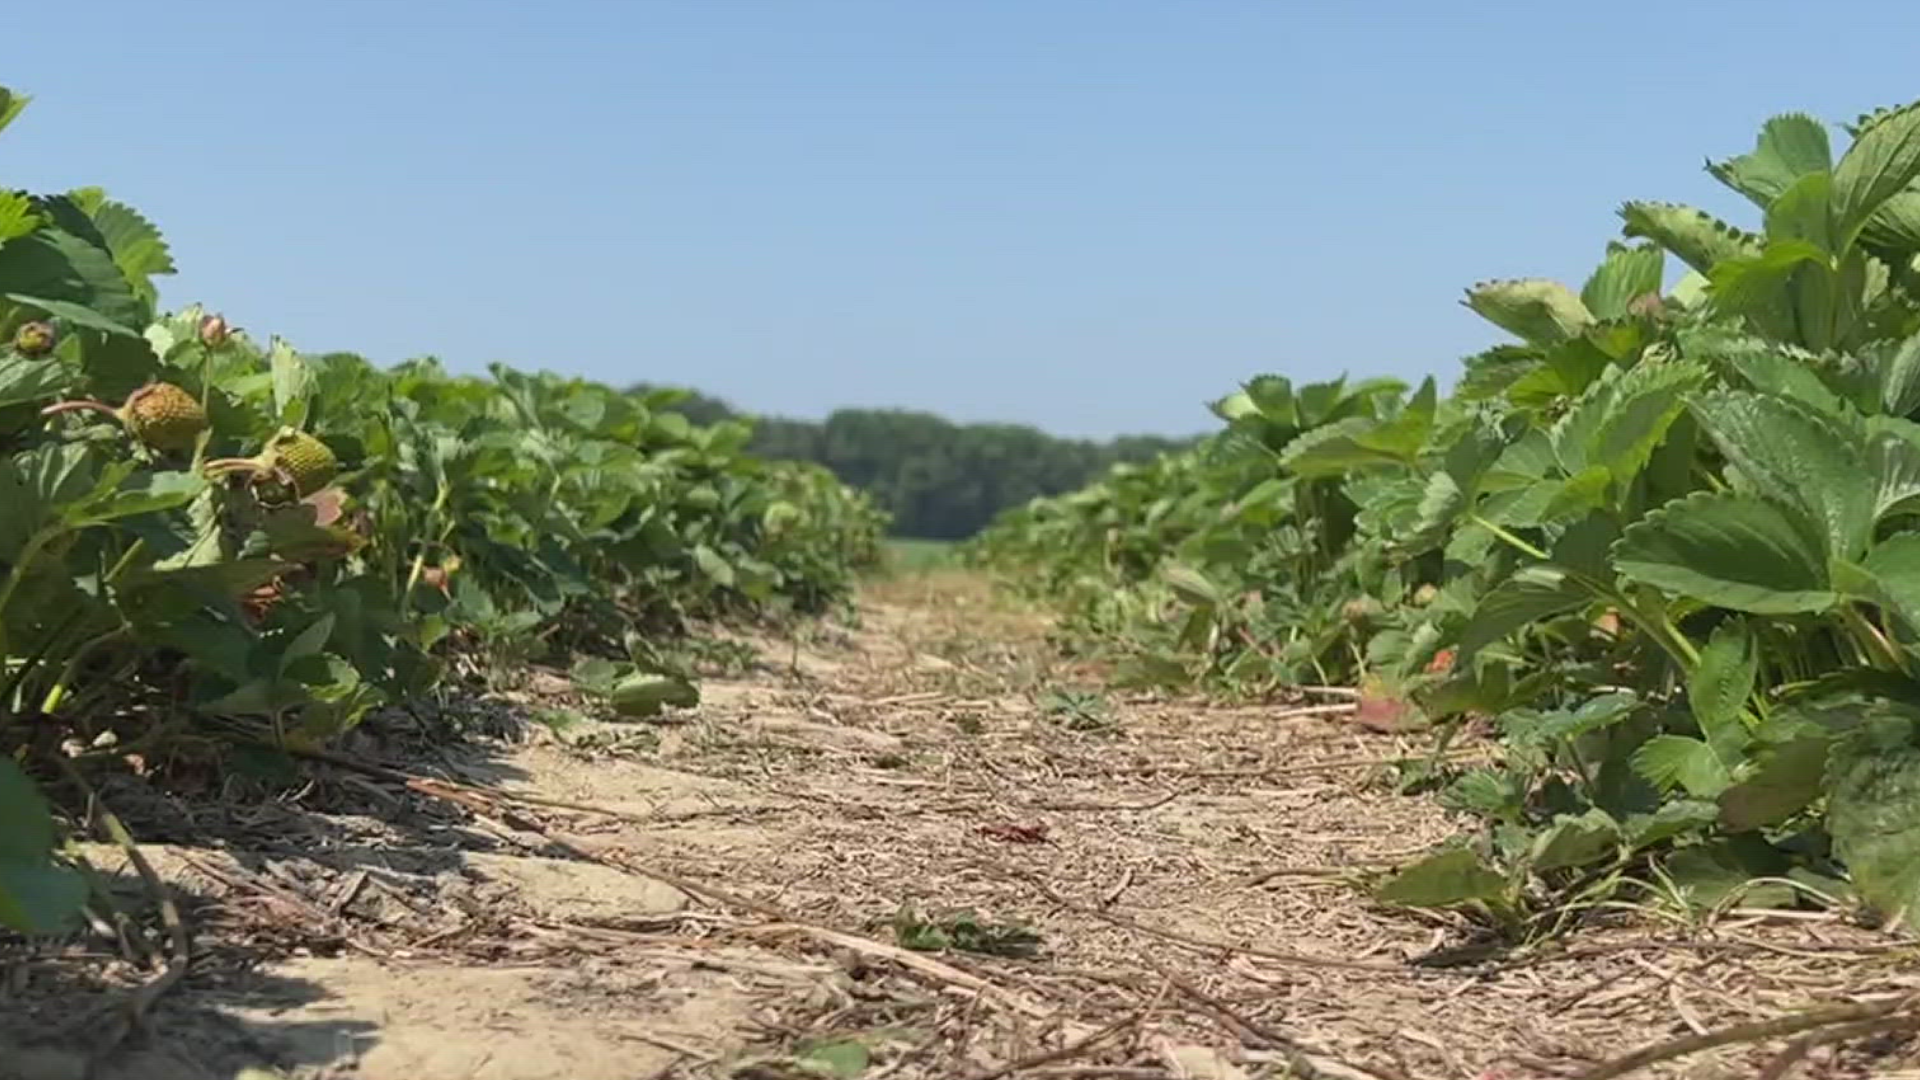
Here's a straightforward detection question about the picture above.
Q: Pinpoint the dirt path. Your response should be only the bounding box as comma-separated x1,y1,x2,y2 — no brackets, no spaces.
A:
4,571,1914,1080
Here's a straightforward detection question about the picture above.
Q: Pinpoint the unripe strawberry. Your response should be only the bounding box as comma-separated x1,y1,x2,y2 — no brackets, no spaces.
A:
41,381,210,453
204,426,340,497
14,321,56,357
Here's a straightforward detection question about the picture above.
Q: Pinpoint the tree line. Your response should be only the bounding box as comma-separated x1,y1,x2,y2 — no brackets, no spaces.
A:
632,385,1197,539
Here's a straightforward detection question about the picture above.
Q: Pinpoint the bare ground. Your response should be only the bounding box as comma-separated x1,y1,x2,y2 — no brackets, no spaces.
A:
4,569,1918,1080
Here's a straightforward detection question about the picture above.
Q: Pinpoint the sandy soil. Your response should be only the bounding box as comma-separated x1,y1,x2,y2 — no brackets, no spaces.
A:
2,569,1915,1080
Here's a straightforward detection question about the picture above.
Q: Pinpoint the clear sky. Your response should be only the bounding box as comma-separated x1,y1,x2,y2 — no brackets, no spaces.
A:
9,1,1920,437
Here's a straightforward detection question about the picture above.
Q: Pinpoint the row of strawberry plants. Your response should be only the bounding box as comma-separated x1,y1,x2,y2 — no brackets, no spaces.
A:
970,99,1920,935
0,86,887,934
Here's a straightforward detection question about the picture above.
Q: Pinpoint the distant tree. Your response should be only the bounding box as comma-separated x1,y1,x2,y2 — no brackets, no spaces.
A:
628,383,1198,539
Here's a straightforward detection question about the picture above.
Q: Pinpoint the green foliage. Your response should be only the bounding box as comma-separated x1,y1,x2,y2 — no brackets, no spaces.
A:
635,385,1199,540
891,904,1043,958
0,86,887,933
970,95,1920,932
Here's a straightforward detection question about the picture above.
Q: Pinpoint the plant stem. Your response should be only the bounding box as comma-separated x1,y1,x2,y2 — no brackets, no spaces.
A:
1470,514,1550,560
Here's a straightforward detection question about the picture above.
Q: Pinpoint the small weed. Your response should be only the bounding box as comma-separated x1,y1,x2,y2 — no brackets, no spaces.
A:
1039,687,1114,732
891,904,1042,958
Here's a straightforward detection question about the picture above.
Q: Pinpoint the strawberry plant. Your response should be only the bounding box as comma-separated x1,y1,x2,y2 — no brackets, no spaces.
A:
973,98,1920,937
0,85,886,933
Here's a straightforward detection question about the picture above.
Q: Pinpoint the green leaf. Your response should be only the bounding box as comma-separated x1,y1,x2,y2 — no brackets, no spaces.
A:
1689,390,1872,560
796,1040,870,1079
0,354,70,408
1832,100,1920,250
1374,847,1508,909
269,338,315,429
1867,418,1920,524
0,191,45,243
1580,242,1665,320
1689,618,1758,757
609,673,700,718
1855,533,1920,633
1530,808,1621,871
1826,736,1920,931
1463,278,1593,345
1279,388,1437,476
1458,565,1589,655
279,614,337,671
1162,563,1221,608
0,758,85,935
1706,240,1829,329
0,861,88,935
1618,202,1761,275
0,87,30,136
68,469,207,526
1718,735,1830,832
1613,491,1836,614
1632,735,1733,798
1762,171,1835,252
0,228,145,328
1876,332,1920,418
692,544,735,588
1661,835,1795,910
85,198,174,307
1707,112,1834,210
0,757,57,861
1625,800,1720,848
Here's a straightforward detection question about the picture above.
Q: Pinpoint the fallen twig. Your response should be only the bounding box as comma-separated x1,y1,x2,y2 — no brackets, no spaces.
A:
57,761,192,1052
957,1008,1145,1080
1020,874,1433,976
1573,994,1920,1080
1757,1014,1920,1080
1144,958,1408,1080
1035,789,1184,812
372,757,1087,1033
1267,703,1360,722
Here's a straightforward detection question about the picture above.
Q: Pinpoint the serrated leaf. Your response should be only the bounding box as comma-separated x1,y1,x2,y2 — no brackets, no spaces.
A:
1632,735,1733,798
1580,242,1665,320
1708,112,1834,210
1374,847,1507,909
1162,563,1221,608
1457,565,1589,655
269,338,315,429
1867,418,1920,524
1856,533,1920,633
1690,618,1758,756
1625,800,1720,848
1619,201,1762,275
1689,390,1872,560
0,354,70,408
0,191,43,242
1764,171,1836,252
1463,279,1593,345
1530,808,1621,871
1718,735,1830,831
1876,331,1920,418
1662,835,1795,910
1827,737,1920,931
0,87,29,137
1613,491,1835,614
86,199,174,307
1832,100,1920,250
0,228,145,328
68,469,207,526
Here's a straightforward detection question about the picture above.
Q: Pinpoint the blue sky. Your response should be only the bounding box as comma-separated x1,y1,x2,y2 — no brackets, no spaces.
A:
9,2,1920,437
